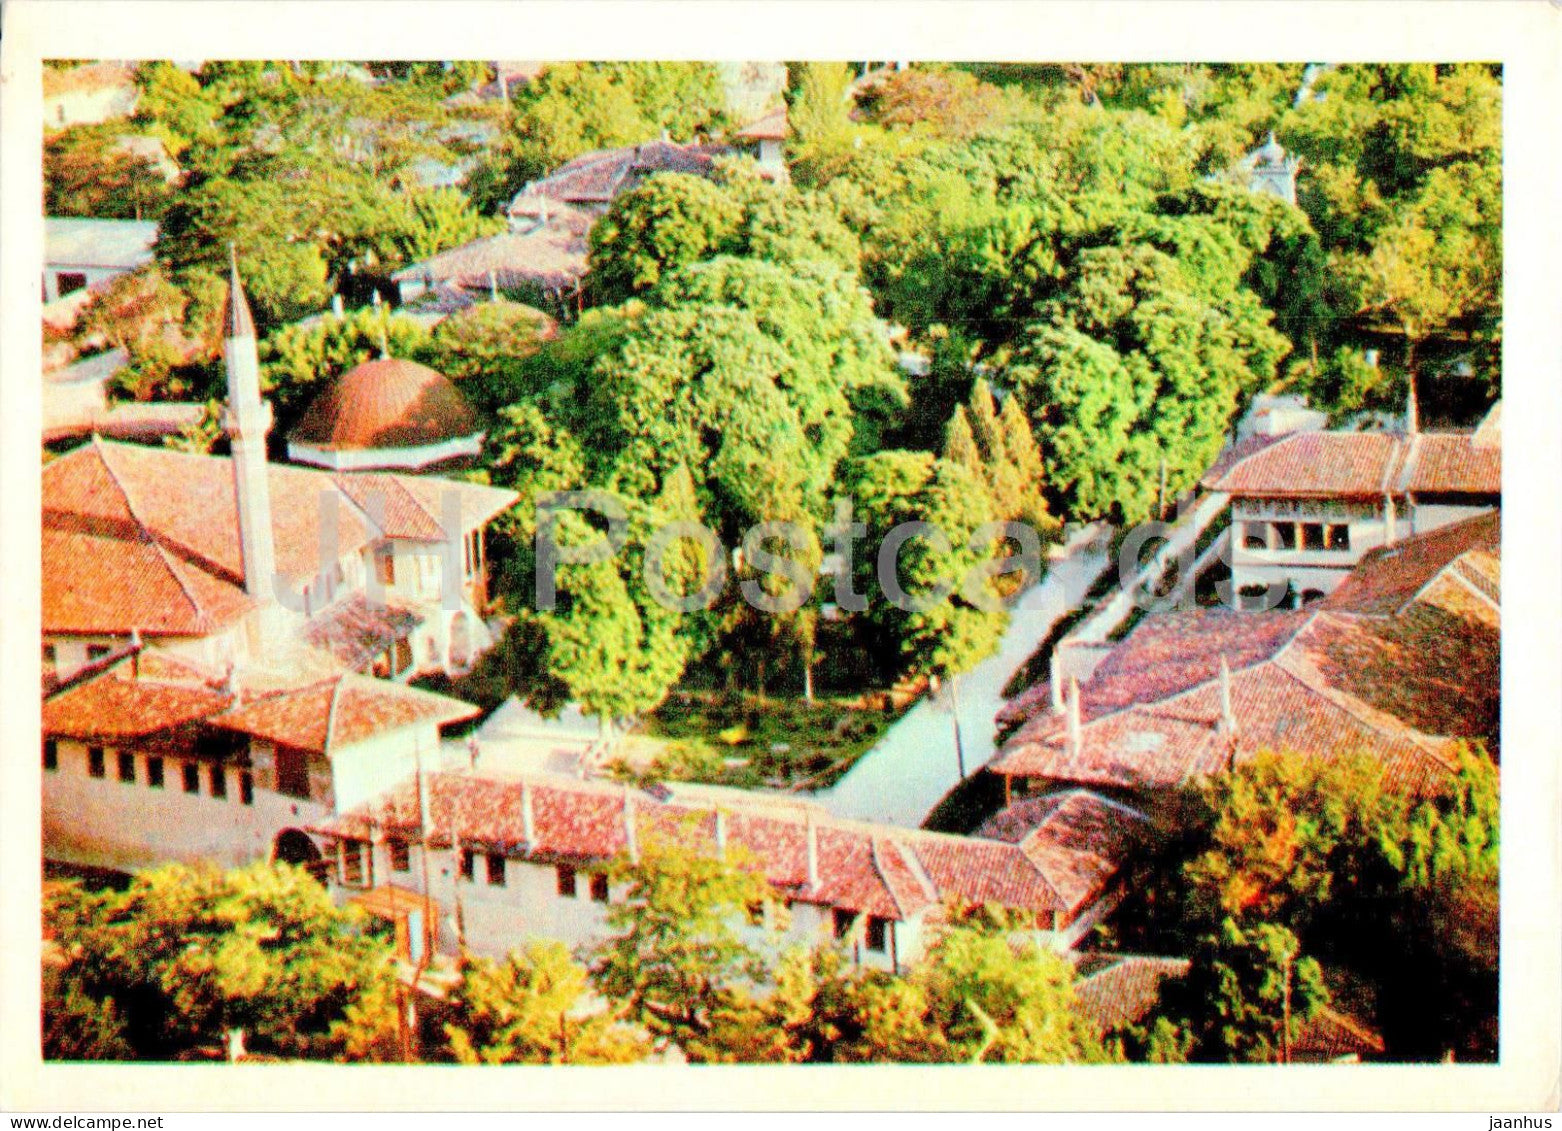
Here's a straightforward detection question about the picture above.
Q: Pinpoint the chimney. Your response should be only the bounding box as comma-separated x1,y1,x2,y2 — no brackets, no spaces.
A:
223,248,282,640
225,1028,246,1064
714,809,728,858
1383,492,1398,546
129,627,142,678
1049,646,1066,715
378,322,391,360
521,780,536,848
331,293,344,318
1066,677,1083,758
805,810,820,894
488,268,499,302
623,789,639,863
1218,657,1237,738
1405,375,1419,436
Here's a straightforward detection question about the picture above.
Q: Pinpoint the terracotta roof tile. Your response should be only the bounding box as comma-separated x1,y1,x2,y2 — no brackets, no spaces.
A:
1073,954,1189,1032
736,106,787,141
992,518,1499,793
509,139,726,209
212,673,478,754
290,358,480,452
392,218,591,292
1398,433,1501,495
303,594,425,671
43,651,232,741
976,791,1151,909
321,774,1147,924
1202,431,1404,497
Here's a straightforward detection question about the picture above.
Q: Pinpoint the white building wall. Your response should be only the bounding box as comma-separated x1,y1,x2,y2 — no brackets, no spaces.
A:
327,724,442,815
42,739,329,874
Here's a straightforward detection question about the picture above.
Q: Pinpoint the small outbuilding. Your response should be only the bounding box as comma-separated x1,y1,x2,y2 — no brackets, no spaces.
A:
286,356,484,472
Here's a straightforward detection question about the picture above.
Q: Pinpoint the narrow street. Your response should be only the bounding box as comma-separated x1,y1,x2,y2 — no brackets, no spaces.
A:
815,525,1113,827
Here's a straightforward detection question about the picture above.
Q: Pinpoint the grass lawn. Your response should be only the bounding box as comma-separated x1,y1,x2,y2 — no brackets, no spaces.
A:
623,689,911,792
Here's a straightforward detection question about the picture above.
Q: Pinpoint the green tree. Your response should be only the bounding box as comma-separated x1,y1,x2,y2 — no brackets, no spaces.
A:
914,916,1116,1063
586,173,746,304
844,450,1009,684
42,969,136,1061
260,308,432,424
1152,918,1329,1064
860,65,1010,139
421,300,558,415
45,862,398,1061
590,821,780,1054
444,941,650,1064
786,62,855,152
941,380,1058,536
45,125,174,221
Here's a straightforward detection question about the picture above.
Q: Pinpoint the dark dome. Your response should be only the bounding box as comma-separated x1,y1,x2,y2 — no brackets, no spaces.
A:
290,358,480,451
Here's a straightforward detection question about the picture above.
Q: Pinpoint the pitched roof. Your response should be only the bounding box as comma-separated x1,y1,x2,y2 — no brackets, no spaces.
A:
1202,426,1500,499
43,649,232,741
302,594,425,670
508,139,726,210
736,106,788,141
289,358,481,452
41,440,517,637
391,216,591,292
991,517,1500,793
212,673,479,754
974,791,1152,910
319,773,1149,924
1072,954,1190,1032
42,61,137,98
1202,431,1404,497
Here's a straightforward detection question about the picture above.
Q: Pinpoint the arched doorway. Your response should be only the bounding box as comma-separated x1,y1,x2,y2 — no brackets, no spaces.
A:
272,829,328,883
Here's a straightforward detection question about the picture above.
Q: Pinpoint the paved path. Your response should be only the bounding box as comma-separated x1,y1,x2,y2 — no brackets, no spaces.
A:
814,526,1113,827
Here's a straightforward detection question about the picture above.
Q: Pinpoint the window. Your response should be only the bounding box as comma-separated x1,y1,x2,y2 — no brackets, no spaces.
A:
43,740,58,772
43,643,56,667
393,637,413,675
182,761,200,793
832,907,855,941
460,849,475,881
389,839,410,873
88,747,106,778
146,756,164,789
865,916,889,954
556,864,577,897
208,765,226,799
1302,523,1326,551
485,853,506,887
376,548,396,586
87,644,111,661
1242,523,1268,551
117,751,136,783
58,272,88,296
239,771,254,806
1327,524,1351,551
274,746,310,800
589,873,610,903
341,841,366,887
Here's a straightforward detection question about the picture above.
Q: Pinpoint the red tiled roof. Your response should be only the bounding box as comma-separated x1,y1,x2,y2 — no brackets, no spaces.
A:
1323,512,1500,619
1073,954,1189,1032
43,650,233,741
290,359,481,452
509,139,726,210
1202,431,1404,497
320,773,1147,924
992,521,1498,793
736,106,787,141
42,61,137,98
212,673,479,754
41,440,516,637
975,791,1151,909
1397,433,1501,495
392,217,591,292
302,594,424,671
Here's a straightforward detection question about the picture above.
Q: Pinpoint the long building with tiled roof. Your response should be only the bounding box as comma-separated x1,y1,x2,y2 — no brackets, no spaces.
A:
990,513,1499,797
1204,400,1499,601
506,138,728,218
310,771,1151,970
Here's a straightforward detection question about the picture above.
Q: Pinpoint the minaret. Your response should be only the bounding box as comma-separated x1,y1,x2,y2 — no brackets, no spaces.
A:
223,248,282,640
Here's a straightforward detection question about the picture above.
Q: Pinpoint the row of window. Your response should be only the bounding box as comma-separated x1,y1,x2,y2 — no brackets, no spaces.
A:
42,643,113,668
341,837,891,955
44,741,253,805
1241,521,1351,553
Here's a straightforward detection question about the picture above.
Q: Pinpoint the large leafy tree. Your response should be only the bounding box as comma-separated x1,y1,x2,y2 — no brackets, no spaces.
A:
843,450,1009,684
45,862,398,1061
444,941,650,1064
590,822,780,1054
44,125,175,221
